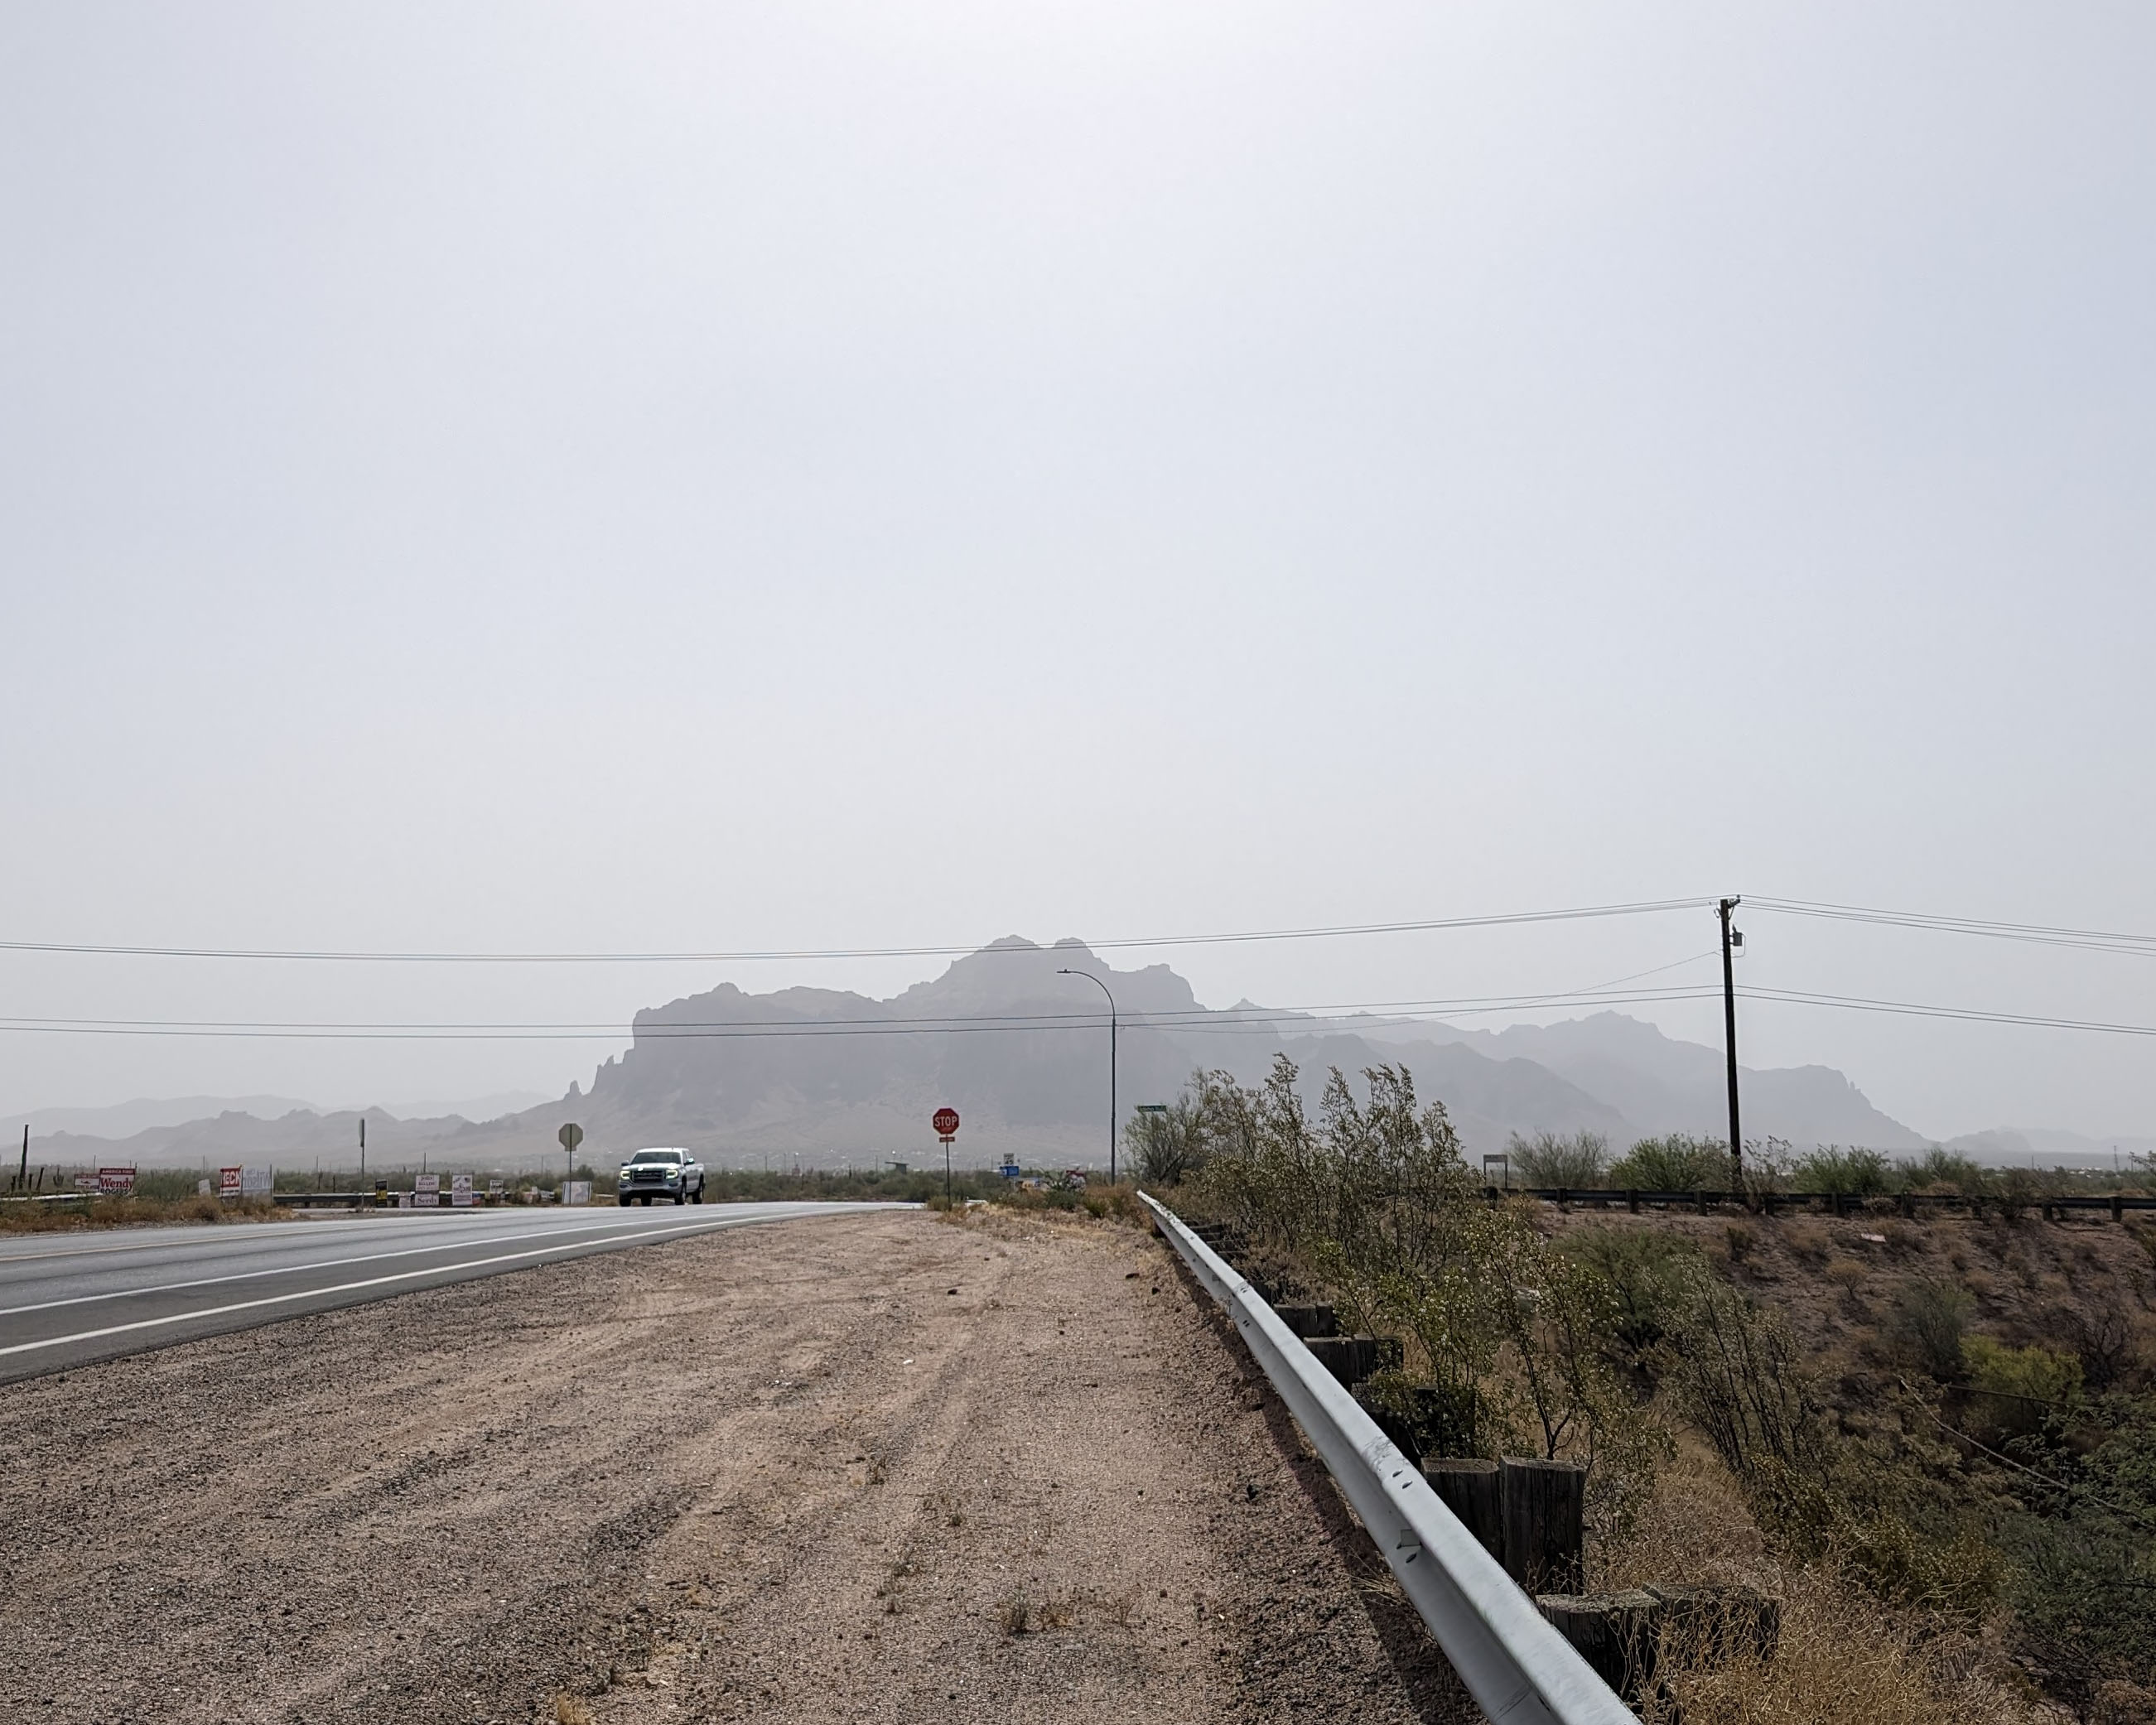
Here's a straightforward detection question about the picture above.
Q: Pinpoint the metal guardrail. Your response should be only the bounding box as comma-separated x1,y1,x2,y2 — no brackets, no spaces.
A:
1489,1186,2156,1217
1141,1193,1633,1725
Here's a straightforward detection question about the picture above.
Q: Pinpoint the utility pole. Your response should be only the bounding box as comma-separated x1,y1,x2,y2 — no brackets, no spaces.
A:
1057,968,1118,1183
358,1116,365,1186
17,1125,26,1190
1719,897,1744,1193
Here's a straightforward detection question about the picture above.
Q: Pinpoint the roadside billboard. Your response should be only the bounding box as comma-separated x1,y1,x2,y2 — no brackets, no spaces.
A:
562,1179,591,1207
96,1167,136,1196
240,1167,273,1197
414,1172,440,1208
219,1166,242,1199
450,1173,474,1207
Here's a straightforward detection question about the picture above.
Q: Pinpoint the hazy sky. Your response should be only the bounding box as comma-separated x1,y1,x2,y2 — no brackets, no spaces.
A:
4,3,2152,1140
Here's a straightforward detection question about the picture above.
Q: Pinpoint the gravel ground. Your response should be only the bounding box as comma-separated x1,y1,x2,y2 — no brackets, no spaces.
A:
0,1206,1478,1724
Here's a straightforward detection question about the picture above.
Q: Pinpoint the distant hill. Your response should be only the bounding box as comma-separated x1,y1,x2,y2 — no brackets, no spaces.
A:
1946,1127,2156,1168
27,1106,485,1173
6,1095,331,1140
1367,1011,1928,1150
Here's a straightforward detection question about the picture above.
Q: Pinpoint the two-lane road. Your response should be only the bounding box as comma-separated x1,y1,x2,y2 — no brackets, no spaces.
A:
0,1202,891,1382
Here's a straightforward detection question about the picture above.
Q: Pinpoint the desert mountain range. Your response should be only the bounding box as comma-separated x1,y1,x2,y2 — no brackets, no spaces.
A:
15,939,2151,1173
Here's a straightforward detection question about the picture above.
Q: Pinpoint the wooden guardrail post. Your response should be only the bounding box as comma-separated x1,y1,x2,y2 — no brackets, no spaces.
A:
1275,1302,1337,1338
1536,1590,1662,1700
1424,1458,1503,1559
1501,1458,1586,1595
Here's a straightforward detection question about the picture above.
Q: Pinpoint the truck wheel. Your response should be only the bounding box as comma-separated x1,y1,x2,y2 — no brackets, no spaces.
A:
617,1194,631,1207
673,1188,687,1205
692,1185,703,1204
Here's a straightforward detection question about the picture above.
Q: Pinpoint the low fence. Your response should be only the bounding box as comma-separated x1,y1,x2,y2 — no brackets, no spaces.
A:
1141,1192,1636,1725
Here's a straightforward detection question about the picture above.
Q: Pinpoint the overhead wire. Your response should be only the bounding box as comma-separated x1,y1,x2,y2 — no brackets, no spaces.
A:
0,897,1711,965
1749,898,2156,959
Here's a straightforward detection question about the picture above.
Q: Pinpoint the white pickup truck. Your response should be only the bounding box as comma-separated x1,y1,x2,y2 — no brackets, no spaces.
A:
614,1147,707,1205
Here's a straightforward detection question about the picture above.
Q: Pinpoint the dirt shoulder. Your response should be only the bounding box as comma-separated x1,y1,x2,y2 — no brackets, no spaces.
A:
0,1206,1475,1724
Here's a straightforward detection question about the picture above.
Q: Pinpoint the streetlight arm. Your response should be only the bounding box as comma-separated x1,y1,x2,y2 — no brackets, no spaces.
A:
1056,968,1119,1183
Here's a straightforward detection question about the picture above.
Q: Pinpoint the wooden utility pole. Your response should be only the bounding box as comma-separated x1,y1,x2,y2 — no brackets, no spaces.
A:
1719,898,1744,1192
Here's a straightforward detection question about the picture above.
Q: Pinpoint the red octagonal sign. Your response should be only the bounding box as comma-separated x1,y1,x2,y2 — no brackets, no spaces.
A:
932,1106,960,1136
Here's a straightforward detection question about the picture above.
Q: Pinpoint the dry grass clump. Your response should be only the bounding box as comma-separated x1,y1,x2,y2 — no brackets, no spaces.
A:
550,1694,595,1725
1604,1444,2042,1725
1644,1568,2032,1725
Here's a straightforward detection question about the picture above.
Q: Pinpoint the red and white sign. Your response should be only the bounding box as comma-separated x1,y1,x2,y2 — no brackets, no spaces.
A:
219,1166,243,1199
931,1107,960,1137
96,1167,136,1196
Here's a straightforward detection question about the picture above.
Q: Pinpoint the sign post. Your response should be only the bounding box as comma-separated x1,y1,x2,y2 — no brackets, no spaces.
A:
558,1122,584,1202
931,1107,960,1202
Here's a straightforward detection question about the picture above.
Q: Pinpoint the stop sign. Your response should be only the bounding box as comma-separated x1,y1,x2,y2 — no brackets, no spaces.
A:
932,1106,960,1136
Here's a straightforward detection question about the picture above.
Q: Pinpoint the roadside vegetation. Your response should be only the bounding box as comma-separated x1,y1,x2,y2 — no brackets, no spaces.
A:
1131,1054,2156,1724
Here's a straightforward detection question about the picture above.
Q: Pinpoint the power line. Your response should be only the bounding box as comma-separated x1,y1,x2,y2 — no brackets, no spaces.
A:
1736,985,2156,1040
1750,898,2156,959
0,897,1710,965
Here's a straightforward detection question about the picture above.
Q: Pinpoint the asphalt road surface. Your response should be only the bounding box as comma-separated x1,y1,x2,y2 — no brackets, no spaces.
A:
0,1202,889,1382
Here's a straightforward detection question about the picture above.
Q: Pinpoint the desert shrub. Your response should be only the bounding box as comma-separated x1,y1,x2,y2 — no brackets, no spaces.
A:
1560,1226,1705,1365
1792,1145,1893,1197
1961,1335,2081,1443
1898,1146,1994,1195
1123,1092,1208,1185
1885,1279,1972,1381
1609,1135,1727,1193
1187,1056,1666,1536
1660,1279,1821,1485
1507,1130,1609,1188
2057,1305,2141,1393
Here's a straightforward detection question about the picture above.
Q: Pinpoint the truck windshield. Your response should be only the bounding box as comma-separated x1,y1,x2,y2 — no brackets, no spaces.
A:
629,1153,681,1165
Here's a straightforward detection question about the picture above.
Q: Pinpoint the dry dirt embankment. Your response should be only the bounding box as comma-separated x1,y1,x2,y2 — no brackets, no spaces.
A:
0,1207,1475,1724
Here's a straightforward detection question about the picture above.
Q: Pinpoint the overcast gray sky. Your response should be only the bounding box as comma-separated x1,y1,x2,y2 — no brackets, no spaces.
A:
3,2,2152,1140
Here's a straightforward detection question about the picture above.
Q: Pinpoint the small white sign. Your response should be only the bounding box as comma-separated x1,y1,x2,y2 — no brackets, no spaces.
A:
414,1172,440,1208
450,1173,474,1207
240,1166,273,1197
562,1179,592,1207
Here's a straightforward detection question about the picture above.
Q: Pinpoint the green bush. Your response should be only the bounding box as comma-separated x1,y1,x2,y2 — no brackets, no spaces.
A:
1607,1135,1728,1193
1896,1147,1994,1195
1560,1226,1704,1365
1886,1279,1972,1380
1792,1145,1893,1197
1506,1130,1609,1188
1962,1335,2082,1443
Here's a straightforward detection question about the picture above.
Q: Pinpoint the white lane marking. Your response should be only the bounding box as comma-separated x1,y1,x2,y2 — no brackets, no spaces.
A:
0,1215,716,1318
0,1212,538,1267
0,1212,787,1358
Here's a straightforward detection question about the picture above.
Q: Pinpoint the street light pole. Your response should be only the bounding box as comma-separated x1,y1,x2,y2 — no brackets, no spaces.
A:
1056,967,1118,1184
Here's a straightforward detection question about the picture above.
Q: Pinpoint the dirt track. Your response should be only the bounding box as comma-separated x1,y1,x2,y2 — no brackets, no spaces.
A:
0,1207,1475,1723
